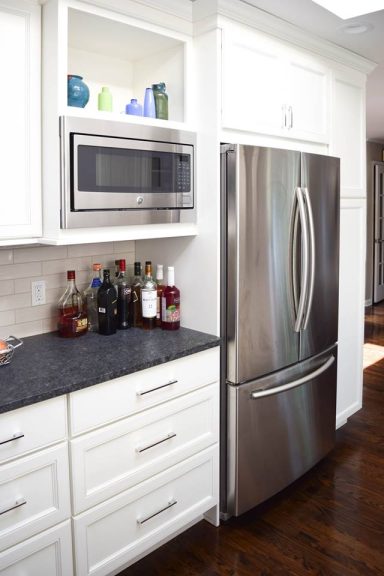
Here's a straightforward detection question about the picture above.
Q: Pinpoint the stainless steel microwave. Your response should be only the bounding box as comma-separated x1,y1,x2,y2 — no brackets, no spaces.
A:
59,116,196,229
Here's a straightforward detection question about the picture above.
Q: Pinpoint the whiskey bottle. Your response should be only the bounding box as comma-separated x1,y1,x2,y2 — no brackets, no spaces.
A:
161,266,180,330
130,262,143,328
141,261,157,330
97,269,117,335
116,259,131,330
58,270,88,337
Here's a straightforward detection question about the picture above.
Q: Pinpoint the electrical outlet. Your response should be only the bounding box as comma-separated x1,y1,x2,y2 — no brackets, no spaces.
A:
32,280,46,306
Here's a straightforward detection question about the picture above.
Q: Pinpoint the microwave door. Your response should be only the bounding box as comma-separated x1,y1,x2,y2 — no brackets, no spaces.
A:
71,134,193,211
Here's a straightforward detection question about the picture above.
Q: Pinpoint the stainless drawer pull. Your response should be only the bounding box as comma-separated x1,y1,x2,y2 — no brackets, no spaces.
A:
0,432,25,446
137,498,177,525
137,380,178,396
0,497,27,516
136,432,176,454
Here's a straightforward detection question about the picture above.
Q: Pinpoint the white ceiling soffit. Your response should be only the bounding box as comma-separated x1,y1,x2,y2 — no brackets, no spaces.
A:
311,0,384,20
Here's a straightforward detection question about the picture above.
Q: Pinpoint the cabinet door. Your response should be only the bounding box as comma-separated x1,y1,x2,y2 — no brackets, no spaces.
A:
0,0,41,240
221,25,284,136
330,67,366,198
285,49,329,143
337,199,365,427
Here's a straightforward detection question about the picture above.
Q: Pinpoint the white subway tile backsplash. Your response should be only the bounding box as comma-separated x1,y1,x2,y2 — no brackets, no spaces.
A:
0,280,14,297
0,262,42,281
0,293,30,312
0,250,13,266
0,241,136,337
13,246,68,264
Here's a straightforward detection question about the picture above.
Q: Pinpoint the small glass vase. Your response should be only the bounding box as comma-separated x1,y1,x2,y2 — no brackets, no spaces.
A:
67,75,89,108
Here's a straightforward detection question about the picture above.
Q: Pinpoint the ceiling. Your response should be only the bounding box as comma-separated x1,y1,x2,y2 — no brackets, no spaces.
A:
241,0,384,141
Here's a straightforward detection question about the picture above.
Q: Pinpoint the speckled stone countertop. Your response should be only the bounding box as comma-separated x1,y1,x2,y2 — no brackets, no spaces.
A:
0,328,220,414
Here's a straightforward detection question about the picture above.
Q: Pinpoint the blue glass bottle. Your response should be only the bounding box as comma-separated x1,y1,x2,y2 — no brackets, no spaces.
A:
67,75,89,108
125,98,143,116
143,88,156,118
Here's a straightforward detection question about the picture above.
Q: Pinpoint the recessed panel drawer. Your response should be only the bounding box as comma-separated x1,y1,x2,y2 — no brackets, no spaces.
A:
0,443,71,551
71,384,218,513
69,347,219,436
73,447,218,576
0,520,73,575
0,397,67,464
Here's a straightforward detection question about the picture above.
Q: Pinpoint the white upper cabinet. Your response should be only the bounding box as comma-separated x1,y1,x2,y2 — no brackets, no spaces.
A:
221,23,330,144
0,0,41,242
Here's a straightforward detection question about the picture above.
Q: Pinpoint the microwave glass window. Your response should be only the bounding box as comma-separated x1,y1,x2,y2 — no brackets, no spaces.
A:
77,145,190,194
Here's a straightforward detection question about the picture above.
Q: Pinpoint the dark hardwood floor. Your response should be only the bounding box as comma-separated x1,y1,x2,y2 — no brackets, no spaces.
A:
120,306,384,575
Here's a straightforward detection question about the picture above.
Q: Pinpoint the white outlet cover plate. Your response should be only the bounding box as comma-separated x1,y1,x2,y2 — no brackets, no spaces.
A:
32,280,46,306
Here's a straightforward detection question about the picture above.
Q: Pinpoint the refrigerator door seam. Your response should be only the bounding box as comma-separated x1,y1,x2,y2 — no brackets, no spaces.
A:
250,354,335,398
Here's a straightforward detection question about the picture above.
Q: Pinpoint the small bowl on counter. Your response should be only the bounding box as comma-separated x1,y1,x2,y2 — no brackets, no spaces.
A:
0,336,23,366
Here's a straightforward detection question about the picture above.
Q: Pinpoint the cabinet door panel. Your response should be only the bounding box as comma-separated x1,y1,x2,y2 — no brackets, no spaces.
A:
0,1,41,239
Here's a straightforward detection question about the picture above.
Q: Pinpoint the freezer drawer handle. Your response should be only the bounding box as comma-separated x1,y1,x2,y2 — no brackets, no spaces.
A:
0,432,24,446
0,497,27,516
136,380,178,396
136,432,176,454
250,355,335,399
137,498,177,525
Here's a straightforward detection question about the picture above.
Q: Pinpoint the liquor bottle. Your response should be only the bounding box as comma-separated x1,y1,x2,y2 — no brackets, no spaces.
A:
161,266,180,330
83,263,103,332
155,264,165,328
58,270,88,337
141,261,157,330
116,259,131,330
130,261,143,328
97,269,117,335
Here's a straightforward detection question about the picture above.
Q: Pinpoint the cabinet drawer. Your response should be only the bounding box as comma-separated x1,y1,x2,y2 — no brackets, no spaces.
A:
74,447,218,576
0,397,67,464
71,384,218,513
0,520,73,575
69,347,219,436
0,443,71,551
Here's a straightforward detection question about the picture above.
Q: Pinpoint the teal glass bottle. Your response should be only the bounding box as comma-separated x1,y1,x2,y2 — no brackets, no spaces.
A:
152,82,168,120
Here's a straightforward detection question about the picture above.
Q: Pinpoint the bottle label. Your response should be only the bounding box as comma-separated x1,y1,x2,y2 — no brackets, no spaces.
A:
98,307,106,314
162,296,180,323
142,290,157,318
75,318,88,332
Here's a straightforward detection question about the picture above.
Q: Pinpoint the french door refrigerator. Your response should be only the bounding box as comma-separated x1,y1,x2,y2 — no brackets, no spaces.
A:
220,145,340,517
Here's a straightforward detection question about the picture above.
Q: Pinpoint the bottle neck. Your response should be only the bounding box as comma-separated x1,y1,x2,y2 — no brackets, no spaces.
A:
168,269,175,287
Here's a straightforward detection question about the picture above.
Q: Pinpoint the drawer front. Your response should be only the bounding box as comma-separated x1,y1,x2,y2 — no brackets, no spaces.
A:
0,520,73,575
69,347,219,436
71,384,219,513
74,447,218,576
0,397,67,464
0,443,71,551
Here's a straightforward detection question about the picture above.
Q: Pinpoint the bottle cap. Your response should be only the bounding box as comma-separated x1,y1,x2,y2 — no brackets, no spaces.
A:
67,270,75,280
119,259,126,271
134,262,141,275
167,266,175,286
157,264,164,280
92,263,102,271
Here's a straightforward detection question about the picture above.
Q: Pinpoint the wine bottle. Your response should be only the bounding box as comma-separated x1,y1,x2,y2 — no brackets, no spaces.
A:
58,270,88,337
83,263,103,332
161,266,180,330
155,264,165,327
130,262,143,327
141,261,157,330
97,269,117,335
116,259,131,329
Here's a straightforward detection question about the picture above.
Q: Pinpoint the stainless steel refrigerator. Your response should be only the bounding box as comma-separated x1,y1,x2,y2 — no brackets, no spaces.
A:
220,145,340,518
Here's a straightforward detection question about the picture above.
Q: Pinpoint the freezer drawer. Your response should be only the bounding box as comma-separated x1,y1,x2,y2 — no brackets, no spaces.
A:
227,349,337,516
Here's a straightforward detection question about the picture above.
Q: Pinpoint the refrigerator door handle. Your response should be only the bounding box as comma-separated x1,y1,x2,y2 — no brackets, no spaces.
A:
294,187,309,332
302,187,316,330
250,355,335,399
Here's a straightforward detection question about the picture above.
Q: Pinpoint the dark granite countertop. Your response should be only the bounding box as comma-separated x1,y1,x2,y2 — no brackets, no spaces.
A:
0,328,220,414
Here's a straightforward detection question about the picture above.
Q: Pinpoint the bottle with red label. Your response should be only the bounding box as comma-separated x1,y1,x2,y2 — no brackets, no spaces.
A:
58,270,88,337
161,266,180,330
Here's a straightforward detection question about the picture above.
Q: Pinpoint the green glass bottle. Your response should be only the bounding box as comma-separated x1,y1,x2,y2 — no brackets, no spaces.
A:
152,82,168,120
